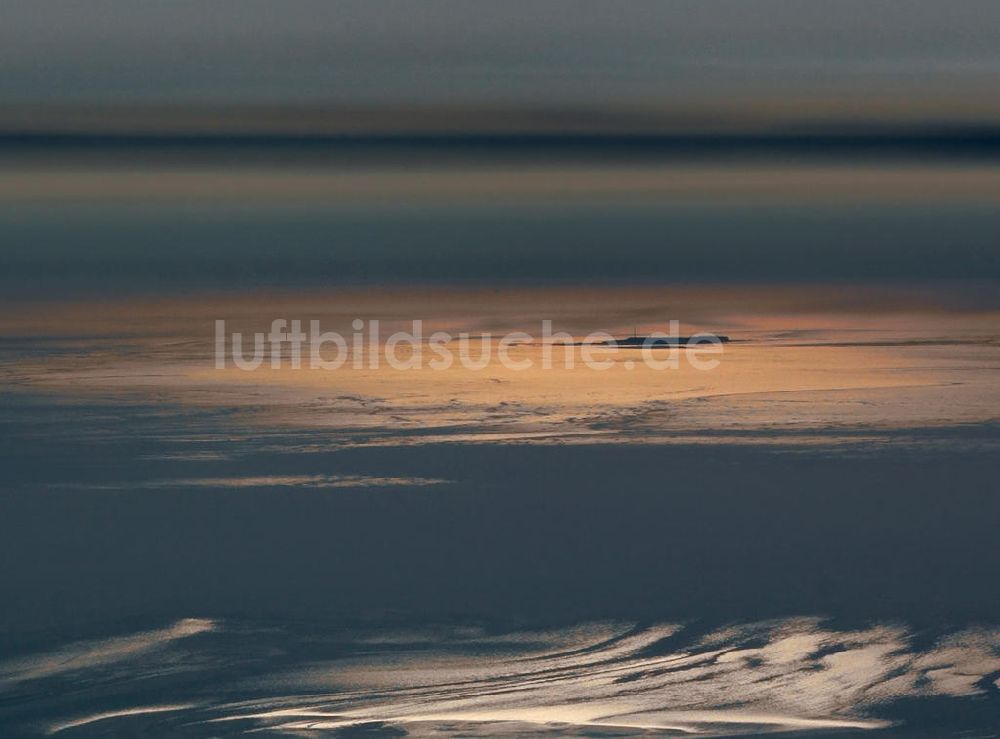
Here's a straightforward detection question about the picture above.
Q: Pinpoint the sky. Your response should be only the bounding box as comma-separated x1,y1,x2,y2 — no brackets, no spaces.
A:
3,0,1000,108
2,1,999,293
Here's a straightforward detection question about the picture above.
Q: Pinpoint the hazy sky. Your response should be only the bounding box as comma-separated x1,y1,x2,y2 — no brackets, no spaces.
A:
3,2,1000,294
4,0,1000,106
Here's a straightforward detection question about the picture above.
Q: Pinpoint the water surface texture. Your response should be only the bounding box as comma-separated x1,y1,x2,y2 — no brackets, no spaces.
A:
2,2,1000,736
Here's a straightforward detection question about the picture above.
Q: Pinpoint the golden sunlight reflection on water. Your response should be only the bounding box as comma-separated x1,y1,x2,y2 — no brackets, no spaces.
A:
3,285,997,447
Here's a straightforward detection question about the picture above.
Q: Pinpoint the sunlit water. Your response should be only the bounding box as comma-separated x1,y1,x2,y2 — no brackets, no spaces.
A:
2,616,999,736
3,286,999,450
2,285,999,736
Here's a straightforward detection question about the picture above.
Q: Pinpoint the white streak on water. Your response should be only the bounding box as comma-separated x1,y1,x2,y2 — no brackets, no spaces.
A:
0,618,215,687
46,704,197,735
53,475,449,490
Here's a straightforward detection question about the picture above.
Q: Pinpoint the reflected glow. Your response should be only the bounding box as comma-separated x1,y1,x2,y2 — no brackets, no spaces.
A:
3,617,996,737
0,619,215,687
3,284,997,450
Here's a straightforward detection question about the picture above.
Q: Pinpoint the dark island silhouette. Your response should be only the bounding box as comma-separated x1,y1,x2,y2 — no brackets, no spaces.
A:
601,333,730,346
559,332,731,347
